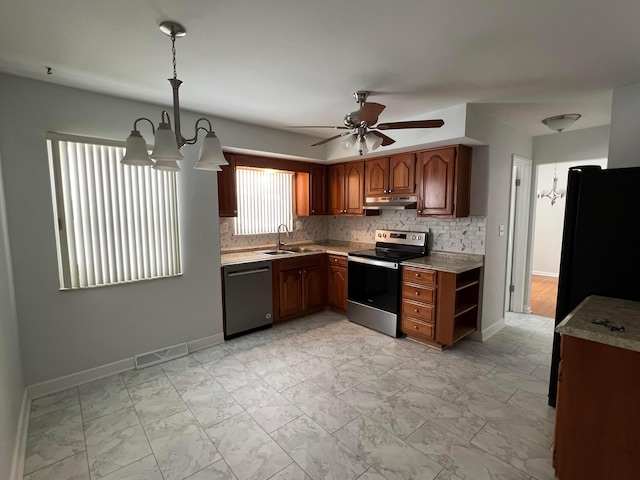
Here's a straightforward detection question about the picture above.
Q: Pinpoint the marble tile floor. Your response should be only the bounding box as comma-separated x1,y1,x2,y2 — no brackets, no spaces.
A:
23,310,556,480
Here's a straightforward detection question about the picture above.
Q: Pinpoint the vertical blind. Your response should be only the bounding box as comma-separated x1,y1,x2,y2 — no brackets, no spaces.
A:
234,167,293,235
48,135,181,289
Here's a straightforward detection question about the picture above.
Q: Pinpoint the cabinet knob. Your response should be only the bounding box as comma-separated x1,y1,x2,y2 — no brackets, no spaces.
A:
299,270,302,274
233,210,238,214
417,210,422,214
414,309,419,313
415,273,420,277
413,325,418,330
415,291,419,296
311,209,315,213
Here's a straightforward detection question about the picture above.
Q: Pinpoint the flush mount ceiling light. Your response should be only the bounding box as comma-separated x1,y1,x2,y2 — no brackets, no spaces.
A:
121,21,227,172
541,114,582,133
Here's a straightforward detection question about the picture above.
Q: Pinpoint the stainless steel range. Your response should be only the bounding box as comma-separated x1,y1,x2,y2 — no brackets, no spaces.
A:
347,229,428,337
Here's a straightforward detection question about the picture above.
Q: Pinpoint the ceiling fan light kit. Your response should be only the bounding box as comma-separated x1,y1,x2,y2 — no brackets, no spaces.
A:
121,21,227,172
289,91,445,156
541,113,581,133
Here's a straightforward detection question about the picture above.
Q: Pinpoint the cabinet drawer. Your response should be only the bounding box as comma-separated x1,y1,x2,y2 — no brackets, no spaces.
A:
401,299,435,322
277,253,324,271
401,317,435,341
328,254,348,268
401,283,436,304
402,267,437,286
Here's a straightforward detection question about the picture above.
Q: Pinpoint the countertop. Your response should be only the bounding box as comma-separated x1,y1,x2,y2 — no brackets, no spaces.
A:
221,241,484,273
556,295,640,353
220,240,373,266
401,251,484,274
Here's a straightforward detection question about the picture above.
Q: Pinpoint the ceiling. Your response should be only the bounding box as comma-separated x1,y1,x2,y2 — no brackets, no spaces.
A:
1,0,639,140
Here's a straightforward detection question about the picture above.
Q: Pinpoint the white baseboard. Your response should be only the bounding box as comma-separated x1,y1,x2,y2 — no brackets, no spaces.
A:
27,357,134,400
9,389,29,480
470,317,505,342
532,270,559,278
27,332,226,401
187,333,224,353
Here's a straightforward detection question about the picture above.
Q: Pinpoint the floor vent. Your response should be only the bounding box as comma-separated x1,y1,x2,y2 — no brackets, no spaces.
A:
134,342,188,369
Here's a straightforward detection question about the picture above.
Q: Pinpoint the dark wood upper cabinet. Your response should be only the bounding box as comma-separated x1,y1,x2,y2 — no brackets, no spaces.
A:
345,161,365,214
389,153,416,195
217,152,237,217
416,145,471,217
365,158,389,196
328,164,346,214
365,154,416,196
295,164,327,216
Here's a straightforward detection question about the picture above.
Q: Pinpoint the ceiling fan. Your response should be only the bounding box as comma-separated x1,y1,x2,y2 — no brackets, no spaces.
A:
288,91,444,156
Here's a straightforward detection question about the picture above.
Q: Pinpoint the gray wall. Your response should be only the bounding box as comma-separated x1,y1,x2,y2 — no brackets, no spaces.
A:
533,125,610,166
465,106,533,337
0,152,24,480
608,82,640,168
0,73,320,385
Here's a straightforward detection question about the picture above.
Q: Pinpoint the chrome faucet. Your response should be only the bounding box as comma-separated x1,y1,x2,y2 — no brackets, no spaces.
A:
277,224,290,250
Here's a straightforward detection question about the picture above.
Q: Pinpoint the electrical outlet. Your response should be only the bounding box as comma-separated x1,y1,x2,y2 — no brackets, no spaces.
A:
499,224,505,237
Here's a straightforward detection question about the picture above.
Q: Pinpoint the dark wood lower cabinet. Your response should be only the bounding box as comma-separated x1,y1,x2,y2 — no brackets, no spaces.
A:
327,255,348,314
273,254,325,321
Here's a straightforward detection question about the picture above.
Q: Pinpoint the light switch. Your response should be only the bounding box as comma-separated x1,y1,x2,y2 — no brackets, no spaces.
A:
499,224,505,237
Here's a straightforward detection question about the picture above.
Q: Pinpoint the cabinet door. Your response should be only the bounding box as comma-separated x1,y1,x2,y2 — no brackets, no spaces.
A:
302,265,324,312
417,147,456,216
310,164,327,215
217,153,237,217
365,158,389,196
279,269,302,318
389,153,416,195
328,164,345,215
328,265,348,312
345,161,365,214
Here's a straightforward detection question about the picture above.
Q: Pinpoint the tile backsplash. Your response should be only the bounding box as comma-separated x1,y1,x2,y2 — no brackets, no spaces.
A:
219,215,327,250
220,210,486,254
326,211,486,254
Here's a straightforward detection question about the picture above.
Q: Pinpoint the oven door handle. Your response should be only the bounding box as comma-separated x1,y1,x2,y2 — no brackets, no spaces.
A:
348,256,399,270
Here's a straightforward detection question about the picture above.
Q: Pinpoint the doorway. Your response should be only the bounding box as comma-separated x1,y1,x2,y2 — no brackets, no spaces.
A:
505,155,532,314
529,158,608,318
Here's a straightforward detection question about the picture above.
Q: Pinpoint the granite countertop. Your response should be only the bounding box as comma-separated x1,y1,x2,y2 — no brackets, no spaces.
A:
556,295,640,353
401,251,484,274
220,240,373,266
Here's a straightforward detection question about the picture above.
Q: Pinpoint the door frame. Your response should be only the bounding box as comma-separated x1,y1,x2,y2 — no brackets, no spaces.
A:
505,155,532,313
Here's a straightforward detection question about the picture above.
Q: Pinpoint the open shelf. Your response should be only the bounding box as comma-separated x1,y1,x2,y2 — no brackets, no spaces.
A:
455,303,478,318
453,325,476,342
455,279,480,292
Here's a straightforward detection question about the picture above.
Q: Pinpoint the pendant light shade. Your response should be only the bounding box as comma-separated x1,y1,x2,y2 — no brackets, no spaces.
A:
197,132,228,165
341,135,356,151
152,159,181,172
121,130,153,166
366,133,383,151
151,122,184,161
194,161,223,171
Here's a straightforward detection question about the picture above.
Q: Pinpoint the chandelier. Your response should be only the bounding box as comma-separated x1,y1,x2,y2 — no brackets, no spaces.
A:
121,21,227,172
537,165,566,206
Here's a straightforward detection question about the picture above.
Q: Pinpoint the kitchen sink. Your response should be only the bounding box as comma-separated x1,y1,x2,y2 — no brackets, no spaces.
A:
257,247,321,255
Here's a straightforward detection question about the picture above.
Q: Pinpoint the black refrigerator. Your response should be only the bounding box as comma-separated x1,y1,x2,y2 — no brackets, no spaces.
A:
548,165,640,407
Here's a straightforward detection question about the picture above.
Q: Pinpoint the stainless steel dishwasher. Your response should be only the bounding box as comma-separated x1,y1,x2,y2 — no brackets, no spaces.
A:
222,261,273,339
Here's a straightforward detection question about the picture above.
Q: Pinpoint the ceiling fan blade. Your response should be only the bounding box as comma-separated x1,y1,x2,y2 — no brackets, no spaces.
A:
359,102,386,126
371,131,396,146
311,132,352,147
376,119,445,130
286,125,350,129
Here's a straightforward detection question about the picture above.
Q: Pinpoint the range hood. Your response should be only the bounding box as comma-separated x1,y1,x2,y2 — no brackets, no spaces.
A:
363,195,418,210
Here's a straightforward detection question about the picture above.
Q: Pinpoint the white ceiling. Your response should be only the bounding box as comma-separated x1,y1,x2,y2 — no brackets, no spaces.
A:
1,0,639,140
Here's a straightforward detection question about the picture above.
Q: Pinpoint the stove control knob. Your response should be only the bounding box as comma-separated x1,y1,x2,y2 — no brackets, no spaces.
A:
411,235,416,240
383,234,387,238
417,236,422,240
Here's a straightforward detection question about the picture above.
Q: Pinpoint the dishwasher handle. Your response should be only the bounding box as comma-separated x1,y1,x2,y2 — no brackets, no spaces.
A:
227,267,270,277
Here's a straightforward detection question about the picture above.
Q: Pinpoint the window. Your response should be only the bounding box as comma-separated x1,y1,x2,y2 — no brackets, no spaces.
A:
47,133,182,289
233,167,293,235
